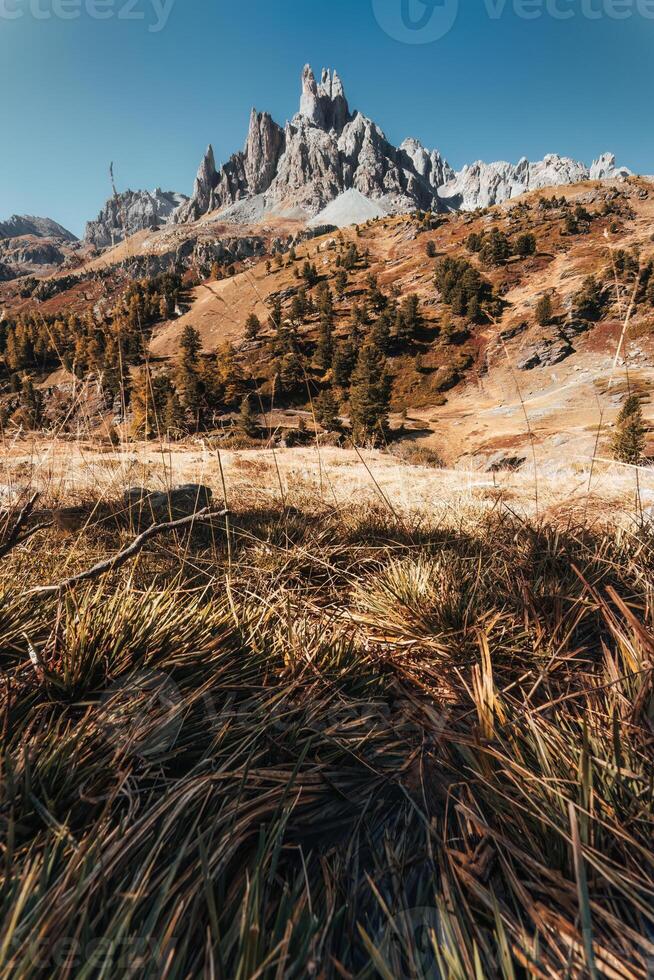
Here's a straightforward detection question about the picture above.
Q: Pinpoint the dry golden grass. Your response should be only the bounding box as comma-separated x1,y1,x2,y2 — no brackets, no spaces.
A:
1,441,654,977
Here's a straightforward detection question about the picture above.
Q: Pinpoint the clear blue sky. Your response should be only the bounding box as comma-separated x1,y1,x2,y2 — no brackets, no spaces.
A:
1,0,652,237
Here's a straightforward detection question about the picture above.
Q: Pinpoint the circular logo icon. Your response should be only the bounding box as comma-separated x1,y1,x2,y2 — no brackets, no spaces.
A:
372,0,459,44
99,669,183,762
377,907,444,979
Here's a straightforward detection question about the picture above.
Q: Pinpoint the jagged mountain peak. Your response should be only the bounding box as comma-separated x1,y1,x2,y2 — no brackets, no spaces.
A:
82,62,631,240
297,64,350,132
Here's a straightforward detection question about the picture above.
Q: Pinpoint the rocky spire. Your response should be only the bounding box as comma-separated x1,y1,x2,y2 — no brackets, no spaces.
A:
244,109,286,193
299,64,323,127
173,145,218,223
298,64,350,132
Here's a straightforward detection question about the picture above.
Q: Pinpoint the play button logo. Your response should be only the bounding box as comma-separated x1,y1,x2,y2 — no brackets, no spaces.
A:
372,0,459,43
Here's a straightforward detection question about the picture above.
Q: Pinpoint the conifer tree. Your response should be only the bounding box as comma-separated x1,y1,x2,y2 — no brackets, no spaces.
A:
238,395,259,439
17,376,42,430
611,394,646,464
335,269,348,299
245,313,261,341
349,343,391,444
315,389,340,431
371,312,392,354
515,233,537,257
333,340,357,388
395,294,422,344
163,389,185,439
176,325,203,419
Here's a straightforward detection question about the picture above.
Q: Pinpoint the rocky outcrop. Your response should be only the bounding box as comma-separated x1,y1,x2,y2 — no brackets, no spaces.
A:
0,215,77,242
175,65,453,224
438,153,632,211
171,63,631,226
173,110,286,223
299,65,350,132
125,485,214,529
85,189,188,248
590,152,632,181
400,138,455,193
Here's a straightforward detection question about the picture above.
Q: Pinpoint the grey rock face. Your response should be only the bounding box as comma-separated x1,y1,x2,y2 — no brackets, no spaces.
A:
85,188,189,248
172,64,631,226
299,64,351,132
589,152,632,181
518,337,575,371
438,152,632,212
175,65,453,223
0,215,77,242
174,110,287,224
400,138,455,192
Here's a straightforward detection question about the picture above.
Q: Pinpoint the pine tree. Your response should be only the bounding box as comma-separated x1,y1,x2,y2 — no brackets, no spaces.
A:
238,395,259,439
245,313,261,341
366,274,387,313
611,394,646,464
479,229,511,267
315,313,334,372
395,294,422,344
515,233,537,257
315,389,340,431
349,344,391,444
130,368,156,438
17,376,42,430
335,269,348,300
290,293,307,324
333,340,357,388
278,351,304,399
176,325,203,419
163,389,185,439
270,296,283,332
302,261,318,287
573,277,604,322
536,294,553,327
371,312,392,354
213,343,245,409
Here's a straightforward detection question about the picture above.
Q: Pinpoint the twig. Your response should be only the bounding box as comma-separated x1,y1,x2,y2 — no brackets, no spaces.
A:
29,507,228,596
0,494,40,560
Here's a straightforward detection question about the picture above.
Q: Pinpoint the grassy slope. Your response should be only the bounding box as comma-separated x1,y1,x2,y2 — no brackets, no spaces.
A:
1,458,654,978
3,178,654,466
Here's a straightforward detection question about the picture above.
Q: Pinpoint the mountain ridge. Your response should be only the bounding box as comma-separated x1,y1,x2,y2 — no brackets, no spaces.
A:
169,63,630,229
0,215,77,242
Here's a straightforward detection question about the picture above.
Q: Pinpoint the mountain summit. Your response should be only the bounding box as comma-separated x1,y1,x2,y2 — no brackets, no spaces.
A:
80,64,630,241
173,64,456,225
171,64,629,228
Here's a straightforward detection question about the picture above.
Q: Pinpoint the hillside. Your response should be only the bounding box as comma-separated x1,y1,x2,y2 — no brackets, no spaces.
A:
1,176,653,473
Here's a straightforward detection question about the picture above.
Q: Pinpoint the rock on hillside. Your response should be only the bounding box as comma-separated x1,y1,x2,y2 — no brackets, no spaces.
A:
85,188,189,248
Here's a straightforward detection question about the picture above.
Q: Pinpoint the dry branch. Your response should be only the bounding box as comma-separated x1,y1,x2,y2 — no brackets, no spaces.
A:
0,494,52,560
30,506,228,596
